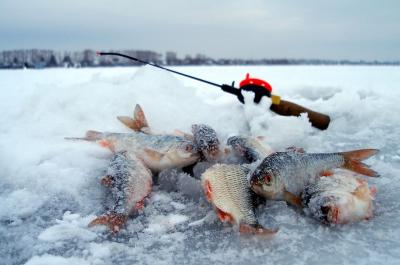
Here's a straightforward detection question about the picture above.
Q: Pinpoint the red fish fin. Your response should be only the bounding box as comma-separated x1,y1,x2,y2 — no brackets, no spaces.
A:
100,175,114,187
239,224,278,237
98,139,115,152
283,190,303,208
215,208,234,223
319,170,334,177
88,214,127,233
340,149,379,177
203,180,213,202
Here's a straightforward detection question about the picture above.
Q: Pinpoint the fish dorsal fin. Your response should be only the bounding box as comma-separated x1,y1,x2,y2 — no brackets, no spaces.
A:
117,104,151,133
133,104,149,128
256,136,265,141
143,148,164,161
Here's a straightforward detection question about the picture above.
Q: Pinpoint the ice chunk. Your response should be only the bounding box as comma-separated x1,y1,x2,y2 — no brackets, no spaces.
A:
0,189,48,220
38,211,97,242
144,214,189,233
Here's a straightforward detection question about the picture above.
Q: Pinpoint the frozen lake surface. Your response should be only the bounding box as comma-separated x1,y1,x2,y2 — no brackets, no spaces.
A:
0,65,399,265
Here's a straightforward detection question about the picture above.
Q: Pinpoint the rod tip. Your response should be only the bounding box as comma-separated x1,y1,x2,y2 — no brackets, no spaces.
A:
96,51,101,56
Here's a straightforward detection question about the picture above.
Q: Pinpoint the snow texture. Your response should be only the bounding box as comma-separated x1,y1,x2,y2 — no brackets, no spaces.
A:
0,66,399,265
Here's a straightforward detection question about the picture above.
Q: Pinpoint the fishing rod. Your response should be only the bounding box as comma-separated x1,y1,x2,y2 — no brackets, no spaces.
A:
97,52,330,130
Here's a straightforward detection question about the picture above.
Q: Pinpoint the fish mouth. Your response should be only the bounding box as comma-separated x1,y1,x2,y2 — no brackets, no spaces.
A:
321,205,341,224
250,178,276,199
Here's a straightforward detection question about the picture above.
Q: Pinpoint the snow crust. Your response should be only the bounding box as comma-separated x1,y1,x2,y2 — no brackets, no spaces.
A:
0,66,399,265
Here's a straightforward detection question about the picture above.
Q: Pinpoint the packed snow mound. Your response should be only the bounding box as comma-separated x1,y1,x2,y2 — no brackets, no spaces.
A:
0,66,399,265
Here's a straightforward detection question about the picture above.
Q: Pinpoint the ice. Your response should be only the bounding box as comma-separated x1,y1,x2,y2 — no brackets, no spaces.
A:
25,255,91,265
38,211,97,242
144,214,189,233
0,66,400,265
158,168,203,202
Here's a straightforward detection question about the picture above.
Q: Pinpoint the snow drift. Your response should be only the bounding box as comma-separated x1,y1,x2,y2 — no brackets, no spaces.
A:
0,65,399,265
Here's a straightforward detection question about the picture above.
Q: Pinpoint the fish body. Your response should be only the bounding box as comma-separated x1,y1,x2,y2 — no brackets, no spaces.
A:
227,136,274,163
302,173,375,224
118,105,220,162
89,151,153,232
201,164,276,235
192,124,221,161
250,149,379,204
72,130,200,172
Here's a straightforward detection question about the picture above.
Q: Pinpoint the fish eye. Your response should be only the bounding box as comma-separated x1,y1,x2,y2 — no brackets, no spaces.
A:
263,175,272,185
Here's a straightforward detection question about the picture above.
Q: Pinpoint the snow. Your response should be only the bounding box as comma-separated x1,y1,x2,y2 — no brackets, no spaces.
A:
0,65,399,265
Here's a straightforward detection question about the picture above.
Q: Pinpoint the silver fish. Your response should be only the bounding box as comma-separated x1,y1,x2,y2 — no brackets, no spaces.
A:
250,149,379,207
202,164,277,236
67,130,200,172
89,151,153,233
302,173,376,224
117,105,220,162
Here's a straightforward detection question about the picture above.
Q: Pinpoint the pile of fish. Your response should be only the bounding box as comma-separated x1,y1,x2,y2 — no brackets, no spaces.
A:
67,104,379,236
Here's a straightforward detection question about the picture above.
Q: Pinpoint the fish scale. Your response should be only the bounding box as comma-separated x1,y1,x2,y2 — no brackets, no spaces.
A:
202,164,257,226
106,152,152,215
78,130,200,172
254,152,346,196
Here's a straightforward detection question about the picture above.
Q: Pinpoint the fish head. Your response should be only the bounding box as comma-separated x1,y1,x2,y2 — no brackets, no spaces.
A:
192,124,221,161
250,163,284,199
167,140,200,166
227,136,260,163
226,136,247,156
306,185,375,224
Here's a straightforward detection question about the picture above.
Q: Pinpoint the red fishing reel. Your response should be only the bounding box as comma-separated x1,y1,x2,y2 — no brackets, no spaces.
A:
239,73,273,103
221,73,274,104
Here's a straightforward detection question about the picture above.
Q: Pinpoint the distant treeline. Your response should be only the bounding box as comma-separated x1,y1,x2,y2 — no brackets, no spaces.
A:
0,49,398,69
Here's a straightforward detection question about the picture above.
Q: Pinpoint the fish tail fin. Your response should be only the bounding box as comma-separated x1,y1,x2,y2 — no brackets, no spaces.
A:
64,130,103,142
117,104,150,133
88,213,127,233
340,149,379,177
239,223,278,237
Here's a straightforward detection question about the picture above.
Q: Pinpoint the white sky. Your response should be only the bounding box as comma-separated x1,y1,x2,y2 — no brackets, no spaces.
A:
0,0,399,60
